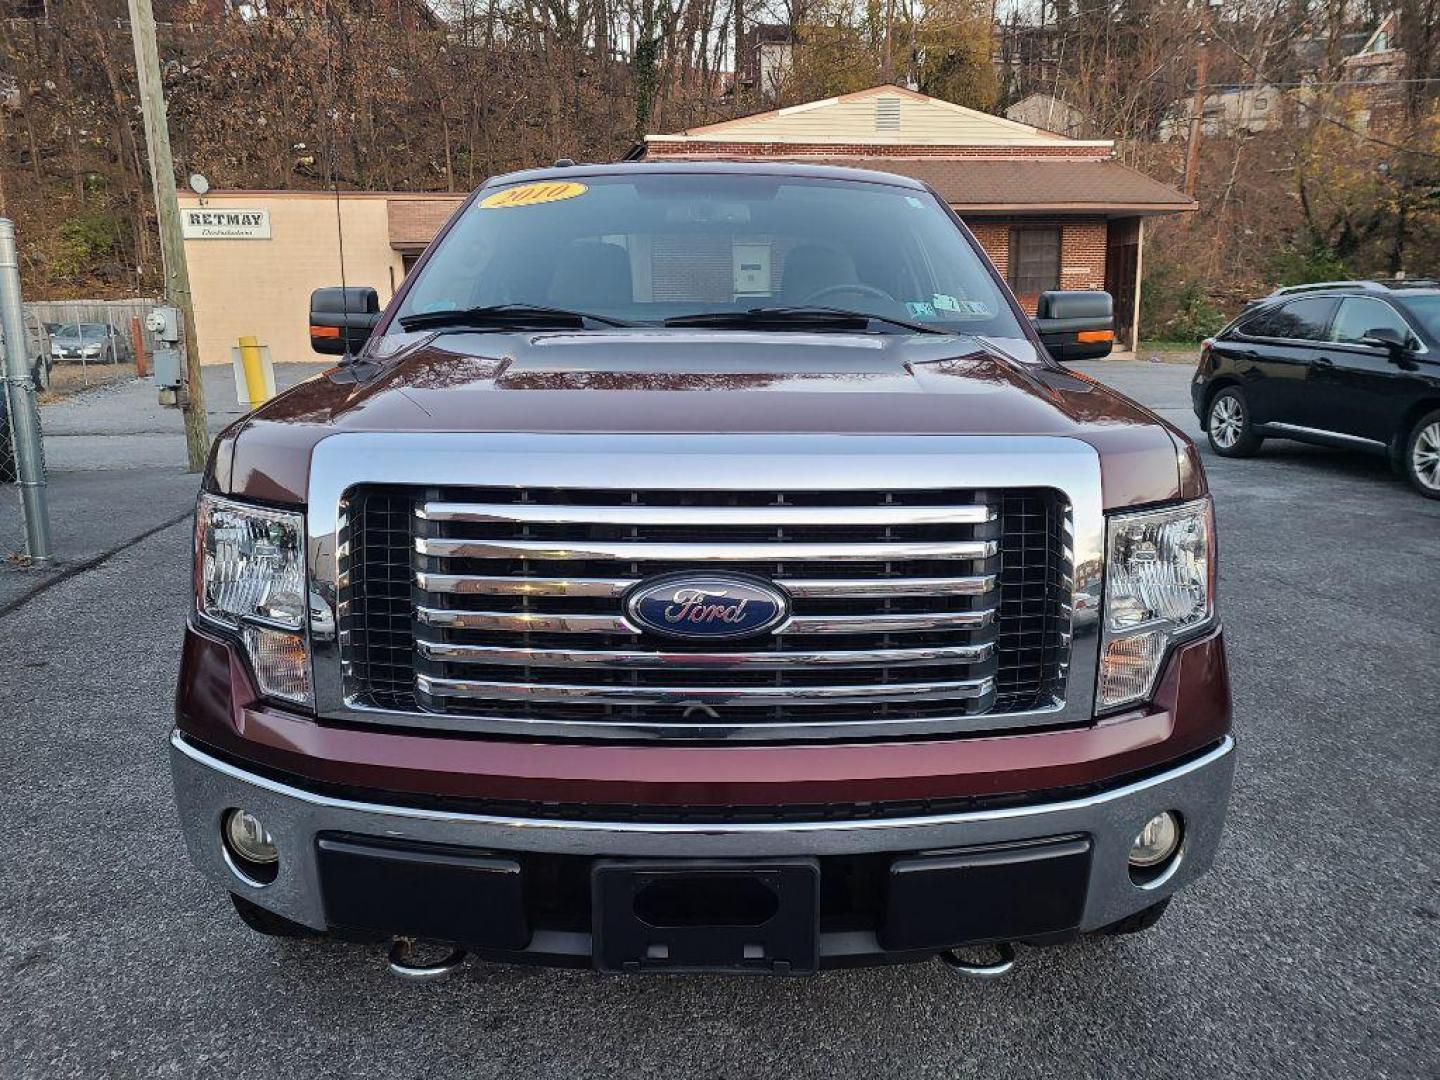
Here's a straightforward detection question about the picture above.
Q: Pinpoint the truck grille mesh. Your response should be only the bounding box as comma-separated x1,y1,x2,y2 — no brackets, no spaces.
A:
337,486,1071,738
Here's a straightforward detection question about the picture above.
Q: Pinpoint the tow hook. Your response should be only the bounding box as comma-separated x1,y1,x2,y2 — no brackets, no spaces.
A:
938,942,1017,980
387,937,468,981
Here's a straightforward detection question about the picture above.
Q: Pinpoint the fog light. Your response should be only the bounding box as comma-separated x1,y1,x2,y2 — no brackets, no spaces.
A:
223,808,278,865
1129,811,1181,868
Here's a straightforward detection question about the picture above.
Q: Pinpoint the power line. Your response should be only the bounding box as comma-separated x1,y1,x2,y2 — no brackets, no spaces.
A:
1200,77,1440,91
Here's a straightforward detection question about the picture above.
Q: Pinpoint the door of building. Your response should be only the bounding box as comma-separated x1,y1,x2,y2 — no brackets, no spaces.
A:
1105,218,1138,349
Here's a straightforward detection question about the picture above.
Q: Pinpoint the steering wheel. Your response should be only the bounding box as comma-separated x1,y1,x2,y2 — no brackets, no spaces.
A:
799,282,896,306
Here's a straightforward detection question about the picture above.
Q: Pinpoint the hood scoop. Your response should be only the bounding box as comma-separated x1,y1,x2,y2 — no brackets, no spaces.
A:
500,331,901,385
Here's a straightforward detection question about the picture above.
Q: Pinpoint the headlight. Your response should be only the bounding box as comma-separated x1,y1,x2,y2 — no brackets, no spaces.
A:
1097,498,1214,709
196,494,312,705
82,344,101,356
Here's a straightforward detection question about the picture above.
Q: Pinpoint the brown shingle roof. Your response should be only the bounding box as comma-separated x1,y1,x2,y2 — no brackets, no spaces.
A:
789,157,1194,213
387,196,466,249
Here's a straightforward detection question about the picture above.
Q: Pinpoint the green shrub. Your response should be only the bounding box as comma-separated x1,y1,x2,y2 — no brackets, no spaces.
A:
53,211,127,279
1140,262,1227,343
1270,236,1348,286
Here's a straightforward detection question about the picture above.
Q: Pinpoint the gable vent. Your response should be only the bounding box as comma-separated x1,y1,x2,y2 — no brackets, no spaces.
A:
875,96,901,131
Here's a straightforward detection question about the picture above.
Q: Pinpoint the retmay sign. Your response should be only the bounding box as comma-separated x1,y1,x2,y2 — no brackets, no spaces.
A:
181,208,271,240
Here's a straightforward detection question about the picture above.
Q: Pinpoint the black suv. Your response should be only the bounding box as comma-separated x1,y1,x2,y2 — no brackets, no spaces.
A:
1192,279,1440,498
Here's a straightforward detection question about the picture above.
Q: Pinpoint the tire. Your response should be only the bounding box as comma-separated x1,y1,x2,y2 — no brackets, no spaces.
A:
1095,897,1172,937
1206,386,1264,457
230,893,319,939
1402,408,1440,500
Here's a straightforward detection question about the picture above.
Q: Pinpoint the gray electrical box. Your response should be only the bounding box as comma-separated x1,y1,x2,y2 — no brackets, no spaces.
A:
153,347,182,389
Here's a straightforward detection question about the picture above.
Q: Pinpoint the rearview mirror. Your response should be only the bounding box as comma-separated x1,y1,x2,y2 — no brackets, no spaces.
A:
1360,326,1410,359
310,287,381,355
1032,290,1115,362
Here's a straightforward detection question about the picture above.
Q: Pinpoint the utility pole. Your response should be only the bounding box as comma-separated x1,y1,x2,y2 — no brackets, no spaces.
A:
733,0,744,105
883,0,895,84
126,0,209,472
1183,6,1213,199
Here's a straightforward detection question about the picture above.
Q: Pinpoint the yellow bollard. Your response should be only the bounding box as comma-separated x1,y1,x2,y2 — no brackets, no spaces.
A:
237,335,269,406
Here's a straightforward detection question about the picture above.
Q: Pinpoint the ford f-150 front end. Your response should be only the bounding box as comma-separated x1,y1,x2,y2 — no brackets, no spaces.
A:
171,162,1233,977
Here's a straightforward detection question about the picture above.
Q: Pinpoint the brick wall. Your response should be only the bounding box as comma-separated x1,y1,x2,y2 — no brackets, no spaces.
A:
1061,219,1107,291
967,220,1011,279
961,216,1108,314
646,141,1109,160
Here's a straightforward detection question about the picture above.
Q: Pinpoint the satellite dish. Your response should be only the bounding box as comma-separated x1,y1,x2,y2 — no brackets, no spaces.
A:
188,173,210,196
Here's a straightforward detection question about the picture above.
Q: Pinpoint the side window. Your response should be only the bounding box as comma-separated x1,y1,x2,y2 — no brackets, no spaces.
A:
1236,305,1282,338
1007,227,1061,296
1329,297,1411,345
1247,297,1337,341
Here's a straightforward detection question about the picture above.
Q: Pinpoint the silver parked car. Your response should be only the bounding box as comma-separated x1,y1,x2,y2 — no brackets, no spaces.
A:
49,321,129,369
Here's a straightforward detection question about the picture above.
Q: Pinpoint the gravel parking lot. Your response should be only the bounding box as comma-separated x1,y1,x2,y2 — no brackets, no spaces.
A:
2,360,1436,1080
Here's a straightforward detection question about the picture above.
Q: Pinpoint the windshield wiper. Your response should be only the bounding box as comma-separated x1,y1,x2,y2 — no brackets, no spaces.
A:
398,304,639,332
662,305,948,335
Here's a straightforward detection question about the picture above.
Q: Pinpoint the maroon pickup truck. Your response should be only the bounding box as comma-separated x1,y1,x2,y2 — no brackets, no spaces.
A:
173,162,1233,978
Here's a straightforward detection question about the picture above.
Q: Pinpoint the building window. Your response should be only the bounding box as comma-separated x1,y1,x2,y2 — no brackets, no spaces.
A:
1008,226,1061,295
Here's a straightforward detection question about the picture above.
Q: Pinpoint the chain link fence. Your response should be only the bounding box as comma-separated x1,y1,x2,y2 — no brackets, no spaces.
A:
2,296,161,563
0,373,44,564
26,298,163,395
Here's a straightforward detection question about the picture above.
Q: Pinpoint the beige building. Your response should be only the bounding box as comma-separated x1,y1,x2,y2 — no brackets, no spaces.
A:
1004,93,1088,138
178,190,456,364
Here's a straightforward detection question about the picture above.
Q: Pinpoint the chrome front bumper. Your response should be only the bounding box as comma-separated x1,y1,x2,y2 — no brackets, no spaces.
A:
171,732,1235,960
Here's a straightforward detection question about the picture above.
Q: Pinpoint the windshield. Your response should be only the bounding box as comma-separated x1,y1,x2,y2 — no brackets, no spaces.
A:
53,324,106,341
395,172,1024,338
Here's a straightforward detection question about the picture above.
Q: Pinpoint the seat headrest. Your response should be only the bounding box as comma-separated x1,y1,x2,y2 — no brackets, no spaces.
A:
549,241,633,308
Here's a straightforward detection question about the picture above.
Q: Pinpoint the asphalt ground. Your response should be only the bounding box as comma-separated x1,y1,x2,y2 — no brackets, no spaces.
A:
2,360,1437,1079
0,365,323,609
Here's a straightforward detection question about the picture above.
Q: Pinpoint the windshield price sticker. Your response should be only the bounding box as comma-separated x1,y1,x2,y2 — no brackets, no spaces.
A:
480,182,588,209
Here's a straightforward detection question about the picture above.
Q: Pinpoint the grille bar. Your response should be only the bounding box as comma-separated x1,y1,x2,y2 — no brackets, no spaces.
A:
414,572,998,599
415,639,996,669
417,501,998,527
416,605,995,634
414,537,1000,562
776,610,993,633
416,608,631,633
416,673,996,706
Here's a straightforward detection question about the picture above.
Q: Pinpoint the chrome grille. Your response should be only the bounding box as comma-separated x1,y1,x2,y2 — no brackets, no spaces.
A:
338,486,1072,738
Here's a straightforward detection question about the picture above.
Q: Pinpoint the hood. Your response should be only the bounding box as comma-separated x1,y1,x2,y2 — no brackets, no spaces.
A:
214,330,1201,509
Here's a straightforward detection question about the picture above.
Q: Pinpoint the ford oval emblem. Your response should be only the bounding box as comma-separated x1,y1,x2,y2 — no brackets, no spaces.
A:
626,573,790,641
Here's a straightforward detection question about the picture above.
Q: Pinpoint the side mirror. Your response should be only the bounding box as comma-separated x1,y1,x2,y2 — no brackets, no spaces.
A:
1360,326,1410,359
310,286,381,355
1032,290,1115,362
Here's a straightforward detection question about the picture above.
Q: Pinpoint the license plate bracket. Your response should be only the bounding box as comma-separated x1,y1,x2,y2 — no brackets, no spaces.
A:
592,858,819,975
